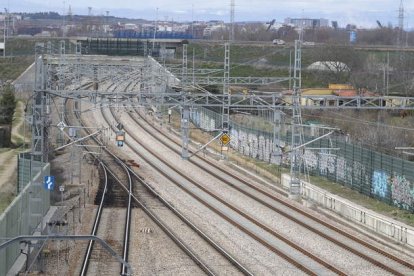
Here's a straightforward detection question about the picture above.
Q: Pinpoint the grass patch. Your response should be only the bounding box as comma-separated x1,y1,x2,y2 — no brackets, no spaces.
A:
188,42,305,66
11,101,30,147
181,43,326,89
0,56,33,81
1,37,71,81
0,159,17,214
6,37,71,56
307,174,414,226
0,148,10,154
0,56,33,78
0,192,15,213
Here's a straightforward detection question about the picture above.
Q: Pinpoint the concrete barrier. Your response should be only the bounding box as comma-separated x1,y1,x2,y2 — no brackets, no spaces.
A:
281,174,414,248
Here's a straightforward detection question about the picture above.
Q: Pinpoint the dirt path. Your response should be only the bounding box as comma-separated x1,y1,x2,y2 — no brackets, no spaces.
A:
0,68,32,210
0,149,17,193
11,101,26,145
0,100,28,191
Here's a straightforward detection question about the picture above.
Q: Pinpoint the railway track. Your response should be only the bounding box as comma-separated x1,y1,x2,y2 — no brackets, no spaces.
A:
102,97,414,275
43,53,414,275
128,108,414,275
63,98,133,276
77,78,253,275
97,104,345,275
73,69,414,275
129,107,414,275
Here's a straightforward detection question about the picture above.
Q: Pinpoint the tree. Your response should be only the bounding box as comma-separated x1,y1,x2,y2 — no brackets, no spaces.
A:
0,84,17,125
390,52,414,96
306,45,366,86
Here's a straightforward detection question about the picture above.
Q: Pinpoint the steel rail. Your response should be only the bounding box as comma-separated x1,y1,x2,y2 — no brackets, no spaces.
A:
132,109,414,275
104,106,346,276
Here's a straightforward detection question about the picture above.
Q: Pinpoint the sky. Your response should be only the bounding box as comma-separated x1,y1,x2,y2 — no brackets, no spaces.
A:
3,0,413,28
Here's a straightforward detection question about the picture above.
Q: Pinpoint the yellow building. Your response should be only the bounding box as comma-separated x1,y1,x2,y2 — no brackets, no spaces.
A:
282,84,357,107
301,88,334,106
328,84,354,90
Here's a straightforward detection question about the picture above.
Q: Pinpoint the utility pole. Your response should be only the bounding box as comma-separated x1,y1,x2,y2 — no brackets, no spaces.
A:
289,30,304,197
62,1,66,37
221,43,231,158
386,52,390,95
230,0,235,41
191,4,194,38
152,7,159,56
181,43,189,159
105,11,109,34
398,0,404,48
3,8,7,57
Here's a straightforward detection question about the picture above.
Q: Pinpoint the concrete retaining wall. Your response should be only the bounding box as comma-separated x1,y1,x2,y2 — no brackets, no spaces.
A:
281,173,414,248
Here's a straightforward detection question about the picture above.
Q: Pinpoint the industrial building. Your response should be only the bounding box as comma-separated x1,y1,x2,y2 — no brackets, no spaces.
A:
284,17,329,28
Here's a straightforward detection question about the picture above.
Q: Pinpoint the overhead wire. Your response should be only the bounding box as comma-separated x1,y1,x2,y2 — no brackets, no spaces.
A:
302,111,414,132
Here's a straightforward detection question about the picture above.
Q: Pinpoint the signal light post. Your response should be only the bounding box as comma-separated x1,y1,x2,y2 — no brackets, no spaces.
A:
116,131,125,147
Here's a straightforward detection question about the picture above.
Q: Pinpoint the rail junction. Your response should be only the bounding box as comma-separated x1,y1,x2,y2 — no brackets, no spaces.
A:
2,38,414,275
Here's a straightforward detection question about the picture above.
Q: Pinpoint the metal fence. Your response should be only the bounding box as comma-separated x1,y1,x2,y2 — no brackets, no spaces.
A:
190,107,414,212
0,162,50,276
17,152,43,193
304,137,414,211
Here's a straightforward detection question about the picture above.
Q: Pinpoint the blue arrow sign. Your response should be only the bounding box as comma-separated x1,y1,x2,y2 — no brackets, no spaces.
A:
44,176,55,190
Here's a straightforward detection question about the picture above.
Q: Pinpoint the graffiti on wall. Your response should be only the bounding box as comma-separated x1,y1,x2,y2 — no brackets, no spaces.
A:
192,108,414,211
229,127,276,162
318,152,336,175
391,174,414,210
372,171,389,198
303,150,318,170
336,157,346,182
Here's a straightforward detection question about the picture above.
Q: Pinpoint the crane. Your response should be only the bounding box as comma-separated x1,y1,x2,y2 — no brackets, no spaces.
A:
266,19,276,31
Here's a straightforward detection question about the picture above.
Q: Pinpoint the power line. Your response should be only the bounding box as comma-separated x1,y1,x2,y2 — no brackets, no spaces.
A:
302,111,414,132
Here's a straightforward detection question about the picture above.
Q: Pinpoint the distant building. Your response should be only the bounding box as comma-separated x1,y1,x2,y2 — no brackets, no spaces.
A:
208,20,224,25
191,24,207,39
284,18,329,28
124,23,138,30
34,30,52,37
203,23,225,38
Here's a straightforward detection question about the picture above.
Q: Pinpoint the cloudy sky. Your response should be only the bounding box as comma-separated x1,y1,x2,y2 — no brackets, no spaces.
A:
4,0,413,28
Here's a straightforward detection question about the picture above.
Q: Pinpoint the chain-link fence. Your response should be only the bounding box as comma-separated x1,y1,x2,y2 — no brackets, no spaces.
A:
190,107,414,212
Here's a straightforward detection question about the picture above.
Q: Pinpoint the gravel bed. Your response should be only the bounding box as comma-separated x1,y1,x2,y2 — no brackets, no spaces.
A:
34,137,101,275
116,109,405,275
129,208,205,275
96,105,307,275
130,182,244,275
87,208,126,275
132,109,284,197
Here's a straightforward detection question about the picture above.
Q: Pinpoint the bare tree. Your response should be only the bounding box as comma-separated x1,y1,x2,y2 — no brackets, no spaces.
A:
0,84,16,125
390,52,414,96
306,45,366,85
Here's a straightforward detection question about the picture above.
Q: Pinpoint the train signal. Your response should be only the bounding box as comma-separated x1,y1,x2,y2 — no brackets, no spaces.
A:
116,131,125,147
